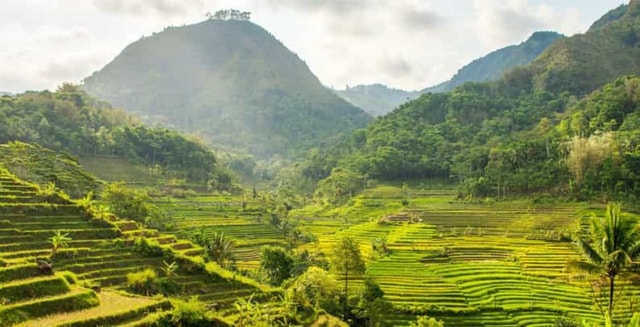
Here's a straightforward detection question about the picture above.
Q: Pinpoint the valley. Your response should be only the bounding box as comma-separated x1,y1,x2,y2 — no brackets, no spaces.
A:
3,1,640,326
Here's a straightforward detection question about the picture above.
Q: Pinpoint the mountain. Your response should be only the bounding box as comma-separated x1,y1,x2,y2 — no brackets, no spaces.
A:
338,32,563,116
303,1,640,202
589,4,628,31
0,92,12,96
334,84,419,116
527,0,640,95
83,19,371,158
424,31,564,93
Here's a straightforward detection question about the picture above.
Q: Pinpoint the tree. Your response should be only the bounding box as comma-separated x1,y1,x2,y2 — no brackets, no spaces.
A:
353,278,391,327
409,316,445,327
331,236,366,319
102,182,154,224
288,267,340,311
50,231,71,258
207,232,236,268
260,246,293,286
566,203,640,324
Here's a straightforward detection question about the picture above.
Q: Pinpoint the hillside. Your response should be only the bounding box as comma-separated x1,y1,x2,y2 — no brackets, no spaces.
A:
334,84,419,117
528,0,640,95
304,1,640,204
0,169,265,326
83,19,371,158
0,86,233,187
424,31,564,93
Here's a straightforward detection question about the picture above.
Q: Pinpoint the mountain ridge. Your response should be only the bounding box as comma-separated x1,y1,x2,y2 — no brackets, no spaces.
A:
423,31,564,93
334,31,563,116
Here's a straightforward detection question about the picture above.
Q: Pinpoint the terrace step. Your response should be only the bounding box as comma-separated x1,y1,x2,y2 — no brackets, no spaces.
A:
16,292,171,327
0,287,99,325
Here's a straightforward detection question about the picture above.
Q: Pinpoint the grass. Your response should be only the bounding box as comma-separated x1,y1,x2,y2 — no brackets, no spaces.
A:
78,156,159,185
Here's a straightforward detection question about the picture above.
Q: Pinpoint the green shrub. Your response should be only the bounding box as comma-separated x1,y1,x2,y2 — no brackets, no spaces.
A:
132,237,166,257
409,316,445,327
149,297,233,327
127,268,158,296
58,271,78,285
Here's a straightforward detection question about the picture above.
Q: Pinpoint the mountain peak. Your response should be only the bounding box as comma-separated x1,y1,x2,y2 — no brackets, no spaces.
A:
526,31,563,43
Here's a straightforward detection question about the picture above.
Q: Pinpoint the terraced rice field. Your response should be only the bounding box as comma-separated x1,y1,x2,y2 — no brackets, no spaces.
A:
0,172,263,326
292,185,632,326
154,196,288,270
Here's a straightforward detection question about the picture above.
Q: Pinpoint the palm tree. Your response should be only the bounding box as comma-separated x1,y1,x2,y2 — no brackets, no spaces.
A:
207,232,236,268
161,260,179,281
566,203,640,323
50,231,72,258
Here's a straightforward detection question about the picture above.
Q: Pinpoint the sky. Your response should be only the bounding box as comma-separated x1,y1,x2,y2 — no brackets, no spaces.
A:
0,0,628,93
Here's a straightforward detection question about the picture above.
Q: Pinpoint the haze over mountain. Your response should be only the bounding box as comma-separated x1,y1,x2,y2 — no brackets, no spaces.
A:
83,19,371,158
334,84,419,117
423,31,564,93
335,31,563,117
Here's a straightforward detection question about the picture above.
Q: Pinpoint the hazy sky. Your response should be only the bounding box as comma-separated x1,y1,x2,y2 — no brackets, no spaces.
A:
0,0,628,93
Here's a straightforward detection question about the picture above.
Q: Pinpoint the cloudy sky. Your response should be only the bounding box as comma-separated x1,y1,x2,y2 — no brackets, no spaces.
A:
0,0,628,93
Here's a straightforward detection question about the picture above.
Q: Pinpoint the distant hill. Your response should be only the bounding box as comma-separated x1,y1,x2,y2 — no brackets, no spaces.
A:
336,32,563,116
83,19,371,158
334,84,419,116
0,92,12,96
424,31,564,93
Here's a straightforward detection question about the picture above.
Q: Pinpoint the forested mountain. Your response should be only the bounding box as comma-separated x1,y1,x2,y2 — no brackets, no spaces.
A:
0,85,232,186
423,31,564,93
589,4,628,32
83,19,371,158
334,84,419,117
528,1,640,95
300,1,640,204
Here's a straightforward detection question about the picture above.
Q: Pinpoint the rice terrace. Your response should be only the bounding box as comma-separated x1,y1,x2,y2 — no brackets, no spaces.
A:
3,1,640,326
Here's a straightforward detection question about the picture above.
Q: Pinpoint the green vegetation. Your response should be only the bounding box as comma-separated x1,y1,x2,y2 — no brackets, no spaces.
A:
567,203,640,324
6,2,640,326
83,19,371,158
0,86,232,186
0,168,274,326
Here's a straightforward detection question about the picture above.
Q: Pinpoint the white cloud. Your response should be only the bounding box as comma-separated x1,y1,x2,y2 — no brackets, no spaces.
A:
0,0,628,93
0,25,116,92
471,0,585,49
91,0,208,17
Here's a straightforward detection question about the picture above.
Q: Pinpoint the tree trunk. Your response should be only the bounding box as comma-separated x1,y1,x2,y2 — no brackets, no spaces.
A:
344,263,348,320
609,276,615,323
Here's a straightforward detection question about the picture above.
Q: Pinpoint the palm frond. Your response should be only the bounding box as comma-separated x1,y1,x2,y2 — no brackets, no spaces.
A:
565,260,602,276
576,237,603,265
